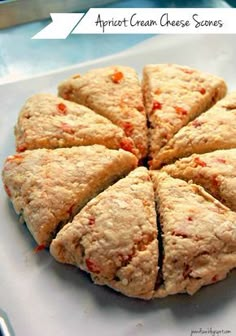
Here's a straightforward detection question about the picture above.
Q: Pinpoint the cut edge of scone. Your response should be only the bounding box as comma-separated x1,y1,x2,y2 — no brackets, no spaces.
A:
150,91,236,169
58,65,148,160
162,149,236,212
2,145,137,247
151,171,236,298
14,93,137,157
50,167,159,300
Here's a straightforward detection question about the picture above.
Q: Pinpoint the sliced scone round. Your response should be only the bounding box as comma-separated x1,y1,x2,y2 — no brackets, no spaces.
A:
58,66,148,160
151,91,236,169
143,64,227,163
151,171,236,297
50,167,158,300
2,145,137,247
15,93,135,154
162,149,236,211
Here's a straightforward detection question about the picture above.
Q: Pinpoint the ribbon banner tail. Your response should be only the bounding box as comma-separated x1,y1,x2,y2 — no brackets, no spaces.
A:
32,13,84,39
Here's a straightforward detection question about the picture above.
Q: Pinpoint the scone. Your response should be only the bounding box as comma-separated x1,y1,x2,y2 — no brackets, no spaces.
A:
58,66,148,160
2,145,137,246
162,149,236,211
151,91,236,169
151,171,236,297
15,93,135,154
50,167,158,299
143,64,227,166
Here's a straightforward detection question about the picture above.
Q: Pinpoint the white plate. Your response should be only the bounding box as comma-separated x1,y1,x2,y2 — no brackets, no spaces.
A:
1,35,236,336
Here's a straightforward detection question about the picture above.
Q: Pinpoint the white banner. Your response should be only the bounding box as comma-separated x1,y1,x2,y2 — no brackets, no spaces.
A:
32,8,236,39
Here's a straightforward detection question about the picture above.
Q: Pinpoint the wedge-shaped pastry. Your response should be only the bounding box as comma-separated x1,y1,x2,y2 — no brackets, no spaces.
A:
143,64,227,166
50,167,158,299
58,66,148,159
151,91,236,169
15,93,135,153
2,145,137,246
151,171,236,297
163,149,236,211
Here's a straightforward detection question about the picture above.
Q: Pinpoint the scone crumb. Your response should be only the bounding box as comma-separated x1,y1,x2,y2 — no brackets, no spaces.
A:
121,278,128,286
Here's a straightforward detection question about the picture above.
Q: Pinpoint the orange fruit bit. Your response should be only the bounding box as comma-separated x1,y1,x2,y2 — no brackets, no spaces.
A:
174,106,188,116
152,101,162,111
57,103,67,114
123,121,134,137
17,144,27,152
111,71,124,84
194,157,207,167
120,138,135,154
85,258,100,274
199,87,206,95
88,216,95,226
154,88,162,95
34,244,46,253
136,105,144,112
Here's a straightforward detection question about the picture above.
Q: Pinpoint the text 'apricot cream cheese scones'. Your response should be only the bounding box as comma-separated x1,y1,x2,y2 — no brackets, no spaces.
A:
142,64,227,167
2,63,236,300
151,91,236,169
2,146,137,246
162,149,236,211
50,167,158,299
58,66,148,160
151,172,236,297
15,93,135,153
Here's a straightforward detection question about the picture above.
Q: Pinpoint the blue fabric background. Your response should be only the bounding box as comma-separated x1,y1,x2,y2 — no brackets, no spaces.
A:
0,0,233,81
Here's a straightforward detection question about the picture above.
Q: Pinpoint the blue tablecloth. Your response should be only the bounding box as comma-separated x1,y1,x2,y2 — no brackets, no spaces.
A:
0,0,233,83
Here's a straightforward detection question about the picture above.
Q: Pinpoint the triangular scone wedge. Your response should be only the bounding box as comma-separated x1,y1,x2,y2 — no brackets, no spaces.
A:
163,149,236,211
143,64,227,164
50,167,158,300
58,66,148,160
15,94,135,154
151,91,236,169
151,171,236,297
2,145,137,246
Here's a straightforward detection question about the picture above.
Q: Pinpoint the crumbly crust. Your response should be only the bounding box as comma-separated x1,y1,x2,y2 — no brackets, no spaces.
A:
151,91,236,169
15,93,134,153
58,66,148,159
151,171,236,297
142,64,227,166
163,149,236,211
2,145,137,246
50,167,158,299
